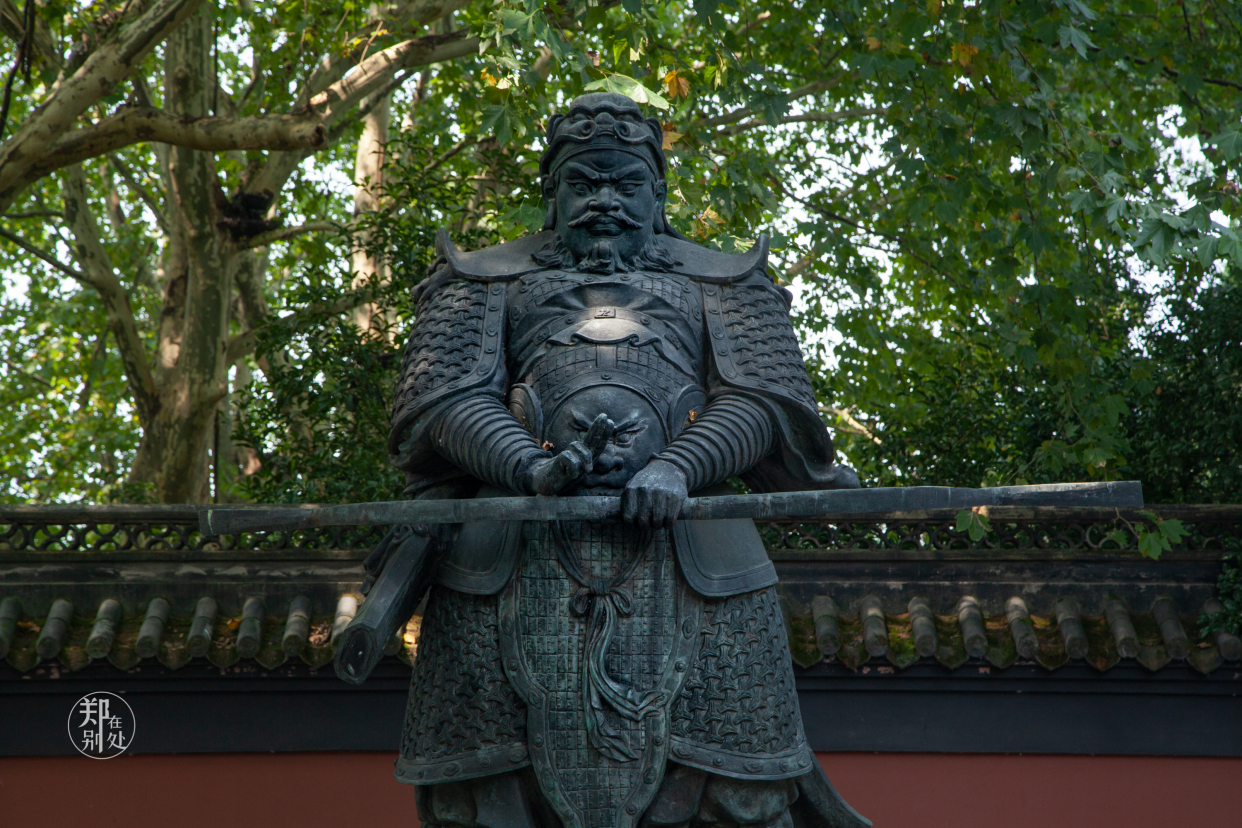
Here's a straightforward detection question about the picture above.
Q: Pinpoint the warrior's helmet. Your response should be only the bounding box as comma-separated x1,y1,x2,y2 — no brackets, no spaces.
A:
538,92,679,236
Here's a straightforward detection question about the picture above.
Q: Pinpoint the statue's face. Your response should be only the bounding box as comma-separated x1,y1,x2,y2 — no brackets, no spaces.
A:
551,149,663,265
545,386,664,493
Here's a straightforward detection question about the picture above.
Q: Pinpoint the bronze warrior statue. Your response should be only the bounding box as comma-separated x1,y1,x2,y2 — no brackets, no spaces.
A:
382,92,870,828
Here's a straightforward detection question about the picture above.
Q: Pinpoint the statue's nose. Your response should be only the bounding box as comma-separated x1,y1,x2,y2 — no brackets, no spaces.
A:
594,447,624,473
589,186,620,211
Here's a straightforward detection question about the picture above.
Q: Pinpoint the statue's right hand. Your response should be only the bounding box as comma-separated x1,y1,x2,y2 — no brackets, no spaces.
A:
525,413,614,495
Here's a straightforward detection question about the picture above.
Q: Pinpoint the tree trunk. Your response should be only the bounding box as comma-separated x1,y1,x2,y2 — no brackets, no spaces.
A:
127,5,231,503
351,93,390,338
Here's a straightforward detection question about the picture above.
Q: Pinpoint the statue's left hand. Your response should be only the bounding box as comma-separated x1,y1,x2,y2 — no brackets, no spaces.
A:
622,459,688,530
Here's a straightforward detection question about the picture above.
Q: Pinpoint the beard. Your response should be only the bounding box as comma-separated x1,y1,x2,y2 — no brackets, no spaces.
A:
532,229,680,274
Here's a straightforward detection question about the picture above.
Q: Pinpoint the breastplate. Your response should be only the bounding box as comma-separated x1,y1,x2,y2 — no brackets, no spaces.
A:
506,270,707,443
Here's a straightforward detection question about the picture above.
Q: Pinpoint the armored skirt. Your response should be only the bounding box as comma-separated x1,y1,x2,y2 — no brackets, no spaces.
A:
397,519,814,828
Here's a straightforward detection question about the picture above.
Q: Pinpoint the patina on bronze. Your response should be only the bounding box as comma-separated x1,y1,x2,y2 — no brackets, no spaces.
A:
262,93,1148,828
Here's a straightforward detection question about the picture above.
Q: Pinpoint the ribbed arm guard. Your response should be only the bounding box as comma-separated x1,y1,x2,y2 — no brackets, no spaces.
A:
426,396,549,494
654,395,775,493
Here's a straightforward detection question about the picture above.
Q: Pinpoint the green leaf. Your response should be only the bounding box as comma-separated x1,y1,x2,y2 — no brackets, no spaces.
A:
1058,25,1095,58
1212,130,1242,162
583,74,670,110
955,509,992,542
1137,531,1165,560
480,104,514,146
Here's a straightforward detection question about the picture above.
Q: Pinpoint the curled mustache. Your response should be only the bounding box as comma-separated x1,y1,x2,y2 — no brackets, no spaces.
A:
567,209,643,230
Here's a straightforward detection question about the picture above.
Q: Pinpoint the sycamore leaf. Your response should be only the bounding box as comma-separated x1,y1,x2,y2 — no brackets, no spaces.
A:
1058,25,1095,58
480,104,514,146
584,74,670,110
951,43,979,66
1211,130,1242,161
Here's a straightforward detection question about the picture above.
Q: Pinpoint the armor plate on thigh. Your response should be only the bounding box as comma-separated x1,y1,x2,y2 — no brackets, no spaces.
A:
499,521,702,828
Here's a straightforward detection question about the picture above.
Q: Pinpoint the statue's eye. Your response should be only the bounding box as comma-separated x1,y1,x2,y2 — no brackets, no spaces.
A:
570,182,592,196
616,183,639,196
613,432,634,447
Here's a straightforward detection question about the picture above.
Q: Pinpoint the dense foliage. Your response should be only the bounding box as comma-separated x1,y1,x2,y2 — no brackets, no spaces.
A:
1,0,1239,504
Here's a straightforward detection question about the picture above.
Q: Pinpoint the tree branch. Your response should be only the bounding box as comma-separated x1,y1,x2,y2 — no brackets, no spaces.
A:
0,107,329,208
224,329,259,365
3,358,52,389
0,0,60,67
2,209,63,219
306,31,477,130
235,220,343,250
716,107,887,137
245,30,476,198
0,226,84,279
106,152,170,235
62,164,159,425
820,405,882,445
691,77,844,130
0,0,206,200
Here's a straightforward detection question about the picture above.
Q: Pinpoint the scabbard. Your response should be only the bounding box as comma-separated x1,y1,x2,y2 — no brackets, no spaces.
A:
334,531,437,685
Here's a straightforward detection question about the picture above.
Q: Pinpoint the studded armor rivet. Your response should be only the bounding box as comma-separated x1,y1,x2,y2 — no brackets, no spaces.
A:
674,659,687,672
713,331,724,339
708,307,718,313
723,368,735,377
565,318,574,325
717,348,727,356
626,804,638,815
543,776,555,790
534,735,543,746
704,286,716,295
644,768,656,784
507,657,518,669
758,380,768,387
508,747,527,762
640,316,650,325
480,756,491,768
489,304,499,311
620,274,630,281
653,735,664,746
601,374,611,380
487,329,496,336
491,285,501,294
443,762,460,776
682,618,694,636
417,770,425,779
485,346,495,353
713,757,724,767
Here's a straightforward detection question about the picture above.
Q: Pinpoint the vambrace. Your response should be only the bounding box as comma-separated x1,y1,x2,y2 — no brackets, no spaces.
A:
426,395,550,495
653,395,775,493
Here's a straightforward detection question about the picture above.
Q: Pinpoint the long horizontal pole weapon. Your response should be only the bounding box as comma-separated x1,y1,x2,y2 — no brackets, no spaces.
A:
199,481,1142,535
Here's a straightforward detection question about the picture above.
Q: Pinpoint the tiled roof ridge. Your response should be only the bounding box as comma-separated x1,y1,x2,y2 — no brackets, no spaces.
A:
783,592,1242,676
3,588,1241,678
0,594,419,675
